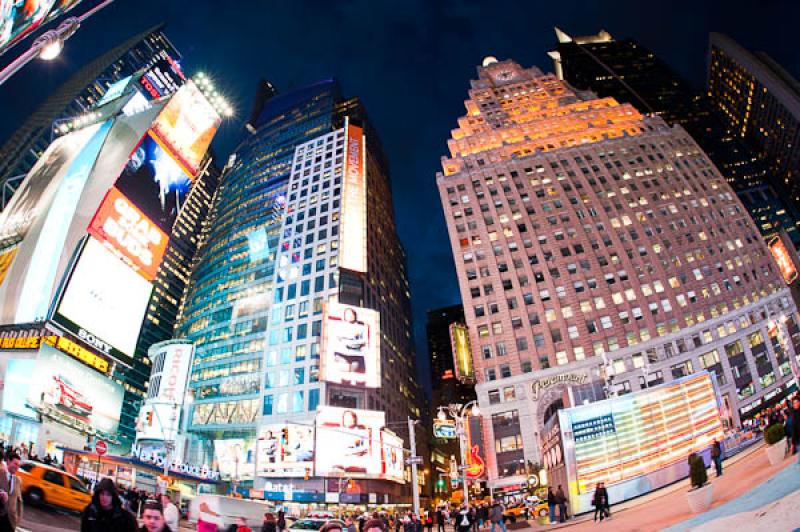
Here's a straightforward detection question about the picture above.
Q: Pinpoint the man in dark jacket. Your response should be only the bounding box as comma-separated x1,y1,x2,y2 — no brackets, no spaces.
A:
555,486,568,523
591,483,610,522
81,478,138,532
791,396,800,458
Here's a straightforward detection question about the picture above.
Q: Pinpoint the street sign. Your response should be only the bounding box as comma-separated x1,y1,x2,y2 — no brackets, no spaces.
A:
405,456,423,465
433,419,457,439
95,440,108,456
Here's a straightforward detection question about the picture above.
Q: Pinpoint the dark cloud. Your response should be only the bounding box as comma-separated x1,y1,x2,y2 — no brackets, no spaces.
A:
1,0,799,396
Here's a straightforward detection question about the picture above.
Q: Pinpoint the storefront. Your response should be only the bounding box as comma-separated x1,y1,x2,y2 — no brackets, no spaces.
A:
62,448,220,503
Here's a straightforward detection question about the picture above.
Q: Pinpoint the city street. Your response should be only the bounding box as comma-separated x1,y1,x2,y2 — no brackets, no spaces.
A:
19,504,81,532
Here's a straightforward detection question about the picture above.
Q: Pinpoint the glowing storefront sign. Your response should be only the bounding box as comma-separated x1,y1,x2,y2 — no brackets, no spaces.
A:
530,372,589,400
769,235,798,284
339,124,367,273
149,81,220,176
450,323,474,382
89,187,168,280
321,302,380,388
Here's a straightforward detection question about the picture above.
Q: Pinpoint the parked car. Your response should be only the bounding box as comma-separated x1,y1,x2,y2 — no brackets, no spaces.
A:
290,518,346,530
17,461,91,512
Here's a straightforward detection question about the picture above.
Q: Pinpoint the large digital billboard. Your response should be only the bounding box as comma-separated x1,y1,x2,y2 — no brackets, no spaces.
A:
321,302,380,388
381,430,405,483
149,81,220,176
769,235,798,285
137,341,194,441
138,53,185,100
6,344,124,435
88,186,168,280
315,407,385,478
558,372,723,512
256,424,315,477
0,0,84,56
214,439,255,481
115,134,192,234
450,323,474,382
339,124,367,273
54,237,153,365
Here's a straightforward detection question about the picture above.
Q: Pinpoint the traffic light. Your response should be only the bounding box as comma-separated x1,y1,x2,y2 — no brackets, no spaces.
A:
304,468,310,480
146,411,153,426
282,427,289,444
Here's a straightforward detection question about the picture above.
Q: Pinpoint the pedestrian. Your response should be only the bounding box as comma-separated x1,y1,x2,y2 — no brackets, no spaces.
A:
140,501,172,532
469,506,478,532
547,487,557,525
346,516,357,532
591,482,610,522
80,477,138,532
710,439,723,476
0,451,23,532
556,485,568,522
488,501,505,532
262,512,277,532
436,507,445,532
425,512,433,532
456,505,472,532
160,494,179,531
365,518,387,532
791,396,800,460
277,510,286,532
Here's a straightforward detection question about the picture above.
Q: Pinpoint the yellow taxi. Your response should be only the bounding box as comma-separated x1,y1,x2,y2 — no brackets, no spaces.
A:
17,461,92,512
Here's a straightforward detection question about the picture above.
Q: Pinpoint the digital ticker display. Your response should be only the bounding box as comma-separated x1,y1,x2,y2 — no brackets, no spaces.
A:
561,372,723,493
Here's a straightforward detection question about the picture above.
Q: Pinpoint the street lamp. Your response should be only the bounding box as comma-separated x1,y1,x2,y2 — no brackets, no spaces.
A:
437,401,480,506
0,0,116,86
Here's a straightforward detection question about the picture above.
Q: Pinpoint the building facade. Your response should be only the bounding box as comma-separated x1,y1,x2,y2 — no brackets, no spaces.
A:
177,80,422,501
550,29,800,248
436,57,799,491
0,24,183,208
707,33,800,220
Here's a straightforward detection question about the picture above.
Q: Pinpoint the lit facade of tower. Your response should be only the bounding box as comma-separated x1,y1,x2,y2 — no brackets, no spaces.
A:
178,80,422,501
437,58,800,491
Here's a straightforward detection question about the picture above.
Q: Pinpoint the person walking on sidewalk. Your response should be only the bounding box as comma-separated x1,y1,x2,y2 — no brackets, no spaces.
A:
591,483,610,522
457,505,472,532
711,439,723,476
791,396,800,460
555,485,568,523
547,487,557,525
488,502,505,532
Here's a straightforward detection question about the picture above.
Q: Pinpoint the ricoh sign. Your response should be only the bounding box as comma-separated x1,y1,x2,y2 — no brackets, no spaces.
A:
149,340,194,403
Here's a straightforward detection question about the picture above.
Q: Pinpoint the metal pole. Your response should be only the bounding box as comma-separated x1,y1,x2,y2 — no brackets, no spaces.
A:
408,417,420,516
457,414,469,507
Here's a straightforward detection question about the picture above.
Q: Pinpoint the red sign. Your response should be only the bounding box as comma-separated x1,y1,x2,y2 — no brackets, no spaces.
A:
769,236,798,284
88,187,168,281
95,440,108,456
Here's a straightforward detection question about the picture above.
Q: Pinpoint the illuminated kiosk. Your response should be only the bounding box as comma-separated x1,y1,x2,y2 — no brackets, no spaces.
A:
541,371,724,515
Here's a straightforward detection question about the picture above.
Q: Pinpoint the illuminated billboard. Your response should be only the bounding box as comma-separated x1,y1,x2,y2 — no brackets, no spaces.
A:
381,430,405,483
769,235,798,284
256,424,315,477
115,134,192,234
137,341,194,441
315,406,384,478
5,344,124,435
138,54,185,100
339,124,367,273
450,323,474,382
0,247,16,285
149,81,220,176
214,439,255,481
558,372,723,513
88,186,168,280
321,302,380,388
54,237,153,365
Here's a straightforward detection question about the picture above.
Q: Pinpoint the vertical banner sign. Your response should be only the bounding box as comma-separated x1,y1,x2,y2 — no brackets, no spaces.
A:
464,415,485,479
339,124,367,273
450,323,474,382
768,235,799,284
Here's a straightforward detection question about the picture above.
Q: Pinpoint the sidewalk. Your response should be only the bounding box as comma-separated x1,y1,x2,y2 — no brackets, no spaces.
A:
521,442,798,531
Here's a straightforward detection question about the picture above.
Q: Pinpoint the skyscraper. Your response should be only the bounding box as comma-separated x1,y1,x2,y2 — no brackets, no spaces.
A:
177,80,422,501
0,24,182,207
437,57,799,492
707,33,800,216
550,29,800,247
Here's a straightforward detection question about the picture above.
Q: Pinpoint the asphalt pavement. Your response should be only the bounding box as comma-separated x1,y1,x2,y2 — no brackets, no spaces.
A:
18,502,82,532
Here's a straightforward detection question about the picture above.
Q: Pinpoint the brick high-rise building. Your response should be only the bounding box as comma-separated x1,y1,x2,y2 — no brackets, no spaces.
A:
436,57,800,492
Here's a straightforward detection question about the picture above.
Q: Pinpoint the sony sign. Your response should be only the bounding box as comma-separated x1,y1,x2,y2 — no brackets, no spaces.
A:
530,372,589,400
77,328,112,354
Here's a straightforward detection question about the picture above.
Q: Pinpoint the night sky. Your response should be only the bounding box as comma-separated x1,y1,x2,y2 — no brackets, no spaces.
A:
2,0,799,395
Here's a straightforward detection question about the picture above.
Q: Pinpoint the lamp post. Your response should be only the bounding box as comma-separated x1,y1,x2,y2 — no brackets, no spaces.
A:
0,0,117,86
437,400,480,506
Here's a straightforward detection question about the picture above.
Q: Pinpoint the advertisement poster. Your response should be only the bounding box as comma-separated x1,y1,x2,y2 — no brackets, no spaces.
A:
321,302,380,388
13,344,125,435
315,406,384,477
450,323,474,381
54,237,152,363
0,0,57,54
339,124,367,272
88,186,168,281
562,372,723,493
768,235,798,285
138,53,185,100
381,431,405,483
115,134,191,234
149,81,220,176
213,439,255,481
256,424,315,477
